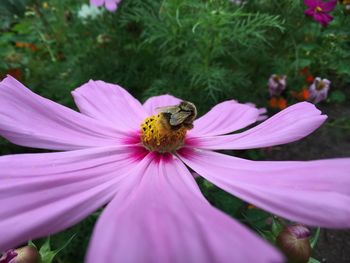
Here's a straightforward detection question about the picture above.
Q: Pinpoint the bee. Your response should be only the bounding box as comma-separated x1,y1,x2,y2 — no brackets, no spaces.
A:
156,101,197,130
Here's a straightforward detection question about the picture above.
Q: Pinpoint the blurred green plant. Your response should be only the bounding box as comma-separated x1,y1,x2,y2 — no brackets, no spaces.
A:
1,0,349,108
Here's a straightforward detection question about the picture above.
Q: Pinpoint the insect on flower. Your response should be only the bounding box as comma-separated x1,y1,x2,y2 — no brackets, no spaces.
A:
268,74,287,97
141,101,197,152
308,77,331,104
157,101,197,129
0,76,350,263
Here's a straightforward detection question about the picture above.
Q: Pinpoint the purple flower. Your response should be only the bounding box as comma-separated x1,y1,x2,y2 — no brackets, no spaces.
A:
90,0,121,12
268,74,287,97
304,0,337,26
308,77,331,103
0,76,350,262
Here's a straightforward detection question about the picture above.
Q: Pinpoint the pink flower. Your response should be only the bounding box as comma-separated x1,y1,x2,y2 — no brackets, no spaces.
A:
245,102,268,121
90,0,120,12
268,74,287,97
304,0,337,26
308,77,331,103
1,76,350,262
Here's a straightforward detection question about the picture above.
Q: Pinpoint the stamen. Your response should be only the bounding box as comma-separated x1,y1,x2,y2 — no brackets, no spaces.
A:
140,102,197,153
315,6,323,12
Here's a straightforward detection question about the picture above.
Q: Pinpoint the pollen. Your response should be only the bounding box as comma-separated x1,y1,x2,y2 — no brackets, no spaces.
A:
315,6,323,12
140,113,188,153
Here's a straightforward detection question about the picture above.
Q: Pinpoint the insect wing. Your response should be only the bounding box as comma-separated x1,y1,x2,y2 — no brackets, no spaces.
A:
155,105,180,114
169,111,192,126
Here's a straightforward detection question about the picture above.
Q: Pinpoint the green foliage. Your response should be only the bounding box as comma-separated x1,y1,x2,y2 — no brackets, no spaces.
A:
2,0,349,108
197,177,244,217
39,235,76,263
308,257,321,263
329,90,346,103
120,0,283,102
0,0,286,111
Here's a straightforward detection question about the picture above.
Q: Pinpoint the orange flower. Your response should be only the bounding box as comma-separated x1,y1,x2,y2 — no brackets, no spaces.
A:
1,68,22,81
278,97,287,109
300,88,310,101
305,75,314,84
292,88,309,101
299,67,309,76
268,97,287,110
15,42,38,52
268,97,278,108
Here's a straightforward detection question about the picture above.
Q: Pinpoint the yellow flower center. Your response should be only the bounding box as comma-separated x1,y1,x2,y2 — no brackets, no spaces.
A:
140,101,197,153
315,6,323,12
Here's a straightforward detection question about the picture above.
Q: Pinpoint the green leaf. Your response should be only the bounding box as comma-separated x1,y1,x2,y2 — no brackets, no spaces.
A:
292,58,312,69
243,209,271,230
202,178,214,189
12,21,33,34
329,90,346,103
310,228,320,249
39,234,76,263
27,240,37,249
258,229,276,243
308,257,321,263
271,218,283,237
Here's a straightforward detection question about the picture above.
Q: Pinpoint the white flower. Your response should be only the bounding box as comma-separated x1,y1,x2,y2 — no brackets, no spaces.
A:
78,4,103,20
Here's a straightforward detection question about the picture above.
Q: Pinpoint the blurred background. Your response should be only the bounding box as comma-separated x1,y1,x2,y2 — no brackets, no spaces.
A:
0,0,349,262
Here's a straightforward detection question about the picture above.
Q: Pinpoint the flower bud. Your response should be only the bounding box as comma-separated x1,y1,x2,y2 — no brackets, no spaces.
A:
0,246,40,263
276,224,312,263
14,246,40,263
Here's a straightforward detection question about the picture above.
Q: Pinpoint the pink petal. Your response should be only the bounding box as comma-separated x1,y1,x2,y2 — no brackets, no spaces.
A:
245,103,268,121
72,80,147,131
0,76,128,150
189,100,260,137
187,102,327,150
304,0,318,8
105,0,118,11
90,0,104,7
179,149,350,228
0,146,149,251
314,12,333,26
142,94,182,115
320,0,337,12
257,108,268,121
86,155,283,263
304,8,315,16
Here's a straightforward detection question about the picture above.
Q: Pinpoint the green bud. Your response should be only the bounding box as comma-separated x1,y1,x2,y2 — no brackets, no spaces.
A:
276,224,312,263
